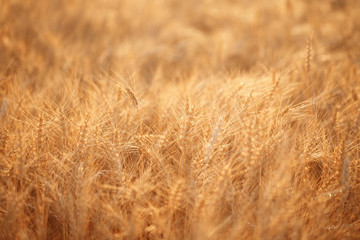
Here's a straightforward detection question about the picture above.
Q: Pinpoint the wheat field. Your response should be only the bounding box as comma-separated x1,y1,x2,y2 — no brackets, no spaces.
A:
0,0,360,239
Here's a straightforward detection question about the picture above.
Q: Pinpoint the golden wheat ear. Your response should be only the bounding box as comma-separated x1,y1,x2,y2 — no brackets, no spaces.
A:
126,88,139,107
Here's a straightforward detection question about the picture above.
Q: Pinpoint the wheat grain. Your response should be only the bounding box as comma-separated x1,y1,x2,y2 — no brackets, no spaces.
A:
0,1,359,239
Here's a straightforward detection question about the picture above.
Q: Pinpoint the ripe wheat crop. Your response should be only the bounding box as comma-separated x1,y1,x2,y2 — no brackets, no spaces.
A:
0,0,360,239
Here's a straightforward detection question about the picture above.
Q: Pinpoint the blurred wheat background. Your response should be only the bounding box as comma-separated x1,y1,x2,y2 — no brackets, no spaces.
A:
0,0,360,239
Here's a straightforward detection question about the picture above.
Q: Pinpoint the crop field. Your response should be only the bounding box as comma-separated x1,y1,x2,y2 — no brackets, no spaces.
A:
0,0,360,239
